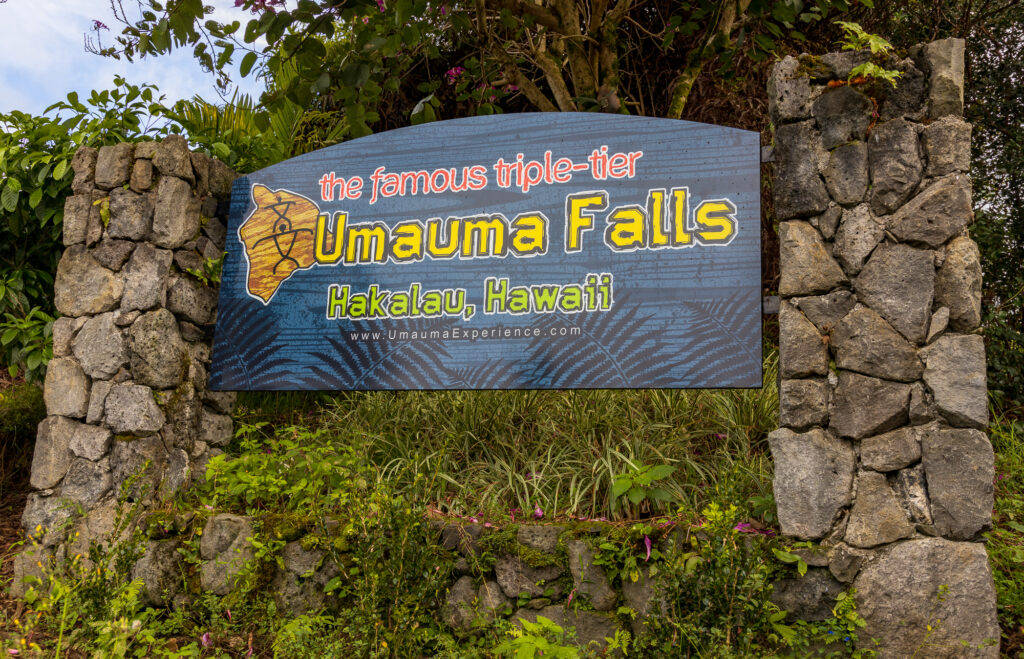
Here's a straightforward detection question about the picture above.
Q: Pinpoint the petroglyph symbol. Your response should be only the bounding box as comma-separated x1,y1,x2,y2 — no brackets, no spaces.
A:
239,184,321,303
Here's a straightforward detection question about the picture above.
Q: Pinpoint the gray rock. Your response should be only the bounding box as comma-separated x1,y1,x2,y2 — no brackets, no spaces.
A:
567,541,616,611
60,457,112,508
822,49,870,79
71,312,127,380
922,426,994,540
107,188,153,241
768,56,812,124
130,158,154,192
51,316,85,358
132,539,182,607
855,244,935,344
69,421,112,461
828,544,868,583
190,152,210,196
925,38,966,118
812,86,873,149
202,216,228,249
920,334,988,429
200,406,234,447
104,382,164,435
158,381,202,450
935,236,982,332
271,541,339,615
153,135,195,183
845,471,913,548
21,491,78,548
833,205,883,275
86,379,113,425
813,204,843,241
114,310,141,328
120,244,173,312
129,309,187,389
517,525,563,554
440,523,484,556
209,159,236,199
854,538,998,658
792,289,856,332
868,119,923,215
511,605,619,654
833,305,922,382
823,141,868,205
774,122,830,220
71,146,98,194
92,239,136,271
495,555,563,599
31,416,78,489
200,514,255,595
180,321,206,343
887,174,973,248
44,357,90,418
892,463,933,524
830,371,910,440
173,248,204,273
444,575,480,630
110,434,169,500
166,275,218,325
923,116,971,176
778,221,848,297
478,580,511,621
909,382,934,425
779,301,828,378
861,426,923,472
879,58,927,121
163,448,191,497
771,568,844,622
769,427,855,540
135,141,157,160
152,176,201,249
63,195,92,245
9,547,52,598
926,307,950,344
203,390,237,415
779,378,829,430
621,566,660,636
94,143,134,189
54,246,123,317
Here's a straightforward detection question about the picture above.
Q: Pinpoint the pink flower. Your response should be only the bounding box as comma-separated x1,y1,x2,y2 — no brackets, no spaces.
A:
376,0,385,11
509,507,521,522
506,84,519,92
201,632,212,648
92,20,108,31
644,535,652,561
484,522,493,528
445,66,466,85
226,609,232,622
533,505,544,520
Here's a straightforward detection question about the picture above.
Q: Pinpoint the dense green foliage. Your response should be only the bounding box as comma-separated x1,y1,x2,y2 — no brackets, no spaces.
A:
0,78,167,380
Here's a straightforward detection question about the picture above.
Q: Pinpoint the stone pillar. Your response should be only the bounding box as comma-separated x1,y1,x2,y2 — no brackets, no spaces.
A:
768,40,999,657
14,136,238,594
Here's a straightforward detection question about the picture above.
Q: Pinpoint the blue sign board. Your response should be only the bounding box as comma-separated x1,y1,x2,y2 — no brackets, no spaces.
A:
209,113,761,390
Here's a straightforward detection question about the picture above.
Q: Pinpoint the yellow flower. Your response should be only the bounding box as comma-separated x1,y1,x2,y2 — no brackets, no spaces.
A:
381,641,388,649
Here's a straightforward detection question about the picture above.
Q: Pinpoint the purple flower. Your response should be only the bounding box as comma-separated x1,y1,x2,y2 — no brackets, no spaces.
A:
445,66,466,85
377,0,385,11
201,632,212,648
533,505,544,520
439,4,447,15
506,84,519,92
644,535,652,561
92,20,109,31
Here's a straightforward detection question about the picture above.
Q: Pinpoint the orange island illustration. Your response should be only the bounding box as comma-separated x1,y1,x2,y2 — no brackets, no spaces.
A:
239,184,322,303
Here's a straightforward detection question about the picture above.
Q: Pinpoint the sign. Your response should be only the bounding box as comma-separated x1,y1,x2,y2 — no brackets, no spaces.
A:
209,113,761,391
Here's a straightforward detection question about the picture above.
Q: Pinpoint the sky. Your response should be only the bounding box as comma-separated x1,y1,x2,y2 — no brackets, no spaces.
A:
0,0,265,116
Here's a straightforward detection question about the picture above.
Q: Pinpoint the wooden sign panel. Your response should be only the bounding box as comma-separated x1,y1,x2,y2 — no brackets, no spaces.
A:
209,114,761,390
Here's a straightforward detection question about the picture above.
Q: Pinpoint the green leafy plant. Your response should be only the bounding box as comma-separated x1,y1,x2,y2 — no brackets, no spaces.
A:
834,21,902,87
611,463,676,516
493,615,580,658
186,252,226,287
0,306,54,382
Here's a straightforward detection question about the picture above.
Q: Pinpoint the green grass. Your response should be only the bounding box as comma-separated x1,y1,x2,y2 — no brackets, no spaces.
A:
988,408,1024,657
231,349,779,523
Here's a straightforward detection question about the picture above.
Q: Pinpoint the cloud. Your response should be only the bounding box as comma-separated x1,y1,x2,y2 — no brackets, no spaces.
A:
0,0,264,115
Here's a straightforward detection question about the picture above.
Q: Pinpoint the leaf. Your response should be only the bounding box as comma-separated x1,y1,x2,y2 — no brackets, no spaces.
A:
611,477,632,499
28,188,43,209
1,328,18,345
646,465,676,482
1,184,19,212
627,487,646,505
240,52,258,78
53,159,68,180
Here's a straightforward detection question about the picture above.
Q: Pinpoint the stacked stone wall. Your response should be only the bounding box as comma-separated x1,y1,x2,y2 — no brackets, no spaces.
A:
14,136,238,594
768,39,999,656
